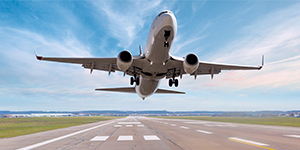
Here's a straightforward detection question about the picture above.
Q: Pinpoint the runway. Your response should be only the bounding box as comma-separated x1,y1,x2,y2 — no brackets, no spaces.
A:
1,116,300,150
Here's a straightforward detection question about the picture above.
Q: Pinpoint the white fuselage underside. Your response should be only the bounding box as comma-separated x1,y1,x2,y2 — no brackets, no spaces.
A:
135,12,177,99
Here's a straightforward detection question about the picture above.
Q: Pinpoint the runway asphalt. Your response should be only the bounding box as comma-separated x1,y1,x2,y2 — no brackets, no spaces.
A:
0,116,299,150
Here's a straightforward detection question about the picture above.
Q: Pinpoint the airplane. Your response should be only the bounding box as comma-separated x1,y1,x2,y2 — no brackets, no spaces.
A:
35,10,263,100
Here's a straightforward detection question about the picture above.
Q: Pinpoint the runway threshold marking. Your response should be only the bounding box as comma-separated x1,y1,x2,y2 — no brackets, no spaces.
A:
117,135,133,141
17,121,115,150
196,130,213,134
90,136,109,141
229,137,277,150
143,135,160,141
284,135,300,138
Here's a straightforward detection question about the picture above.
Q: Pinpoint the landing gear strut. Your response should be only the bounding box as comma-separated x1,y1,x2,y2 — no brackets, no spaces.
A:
164,30,170,47
130,75,140,86
169,78,178,87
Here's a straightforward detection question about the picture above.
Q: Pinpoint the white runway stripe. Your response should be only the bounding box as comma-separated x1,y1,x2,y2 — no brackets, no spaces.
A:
284,135,300,138
118,122,141,124
137,125,144,127
90,136,109,141
117,135,133,141
196,130,213,134
143,135,160,141
126,125,133,127
170,124,176,126
114,125,122,127
17,121,114,150
229,137,269,146
180,126,190,129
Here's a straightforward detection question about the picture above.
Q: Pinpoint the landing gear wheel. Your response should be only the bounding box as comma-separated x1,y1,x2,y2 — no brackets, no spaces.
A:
136,77,140,86
130,77,134,85
169,79,173,87
175,79,178,87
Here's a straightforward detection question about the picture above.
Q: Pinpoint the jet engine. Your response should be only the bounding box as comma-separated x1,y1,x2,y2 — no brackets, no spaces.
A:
183,53,199,74
117,50,133,71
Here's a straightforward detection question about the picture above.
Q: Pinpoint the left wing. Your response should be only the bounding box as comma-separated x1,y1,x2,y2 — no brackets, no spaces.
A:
165,55,263,79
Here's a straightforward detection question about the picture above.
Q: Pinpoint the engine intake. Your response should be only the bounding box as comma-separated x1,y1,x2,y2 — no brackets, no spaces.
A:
183,53,199,74
117,50,133,71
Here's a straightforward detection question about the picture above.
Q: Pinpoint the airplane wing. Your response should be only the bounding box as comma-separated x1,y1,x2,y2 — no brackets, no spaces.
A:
34,49,144,76
166,55,263,79
96,87,185,94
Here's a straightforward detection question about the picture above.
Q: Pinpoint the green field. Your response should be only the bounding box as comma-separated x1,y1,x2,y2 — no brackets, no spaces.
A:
0,116,121,138
152,116,300,127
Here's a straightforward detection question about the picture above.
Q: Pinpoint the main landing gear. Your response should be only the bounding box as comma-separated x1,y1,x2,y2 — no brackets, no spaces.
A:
130,76,140,86
169,78,178,87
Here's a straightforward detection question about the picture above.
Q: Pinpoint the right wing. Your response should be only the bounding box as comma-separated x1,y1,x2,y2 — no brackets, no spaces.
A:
34,49,144,76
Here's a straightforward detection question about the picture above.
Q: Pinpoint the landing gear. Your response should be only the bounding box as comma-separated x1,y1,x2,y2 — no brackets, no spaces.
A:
164,30,170,47
168,78,178,87
130,76,140,86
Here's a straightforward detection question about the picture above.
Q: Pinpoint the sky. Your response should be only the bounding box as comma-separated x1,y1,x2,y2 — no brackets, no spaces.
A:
1,0,300,111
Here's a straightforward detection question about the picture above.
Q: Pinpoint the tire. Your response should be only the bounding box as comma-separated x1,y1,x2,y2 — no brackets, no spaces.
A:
169,79,173,87
136,77,140,86
175,79,178,87
130,77,134,85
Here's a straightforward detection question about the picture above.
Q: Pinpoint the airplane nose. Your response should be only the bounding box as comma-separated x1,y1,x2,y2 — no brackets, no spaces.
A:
161,13,174,25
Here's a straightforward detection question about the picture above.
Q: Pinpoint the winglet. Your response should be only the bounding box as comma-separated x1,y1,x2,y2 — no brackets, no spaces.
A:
34,46,42,60
259,55,264,70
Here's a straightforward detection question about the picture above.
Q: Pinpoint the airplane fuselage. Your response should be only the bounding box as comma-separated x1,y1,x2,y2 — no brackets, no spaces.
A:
136,11,177,99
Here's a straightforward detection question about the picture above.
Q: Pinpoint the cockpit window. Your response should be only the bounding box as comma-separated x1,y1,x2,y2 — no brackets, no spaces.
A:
158,11,168,17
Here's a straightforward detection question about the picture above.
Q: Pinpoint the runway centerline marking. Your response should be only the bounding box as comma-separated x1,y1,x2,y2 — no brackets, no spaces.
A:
179,126,190,129
143,135,160,140
117,135,133,141
17,121,115,150
126,125,133,127
137,125,144,127
284,135,300,138
118,122,141,124
229,137,276,150
114,125,122,127
196,130,213,134
170,124,176,126
90,136,109,141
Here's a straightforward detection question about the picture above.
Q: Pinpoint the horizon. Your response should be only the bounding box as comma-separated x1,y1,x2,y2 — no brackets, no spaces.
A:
1,1,300,111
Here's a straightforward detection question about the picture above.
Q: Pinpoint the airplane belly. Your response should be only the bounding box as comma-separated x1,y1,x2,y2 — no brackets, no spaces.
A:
146,26,174,63
136,76,159,99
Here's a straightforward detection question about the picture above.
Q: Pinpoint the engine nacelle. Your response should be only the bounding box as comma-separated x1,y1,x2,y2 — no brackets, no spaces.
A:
117,50,133,71
183,53,199,74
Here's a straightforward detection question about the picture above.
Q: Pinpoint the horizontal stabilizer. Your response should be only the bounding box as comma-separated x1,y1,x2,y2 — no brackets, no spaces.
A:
155,88,185,94
95,87,136,93
95,87,185,94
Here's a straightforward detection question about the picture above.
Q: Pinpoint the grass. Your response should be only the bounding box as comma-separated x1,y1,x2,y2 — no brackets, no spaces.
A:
0,116,122,138
151,116,300,127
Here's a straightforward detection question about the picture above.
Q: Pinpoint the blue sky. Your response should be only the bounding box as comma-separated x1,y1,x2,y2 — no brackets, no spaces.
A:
1,0,300,111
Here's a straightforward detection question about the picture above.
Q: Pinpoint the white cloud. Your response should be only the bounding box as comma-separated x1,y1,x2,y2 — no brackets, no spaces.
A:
191,3,300,91
90,0,174,48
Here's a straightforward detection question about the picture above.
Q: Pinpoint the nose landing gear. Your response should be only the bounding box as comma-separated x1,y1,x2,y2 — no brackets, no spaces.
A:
164,30,171,47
